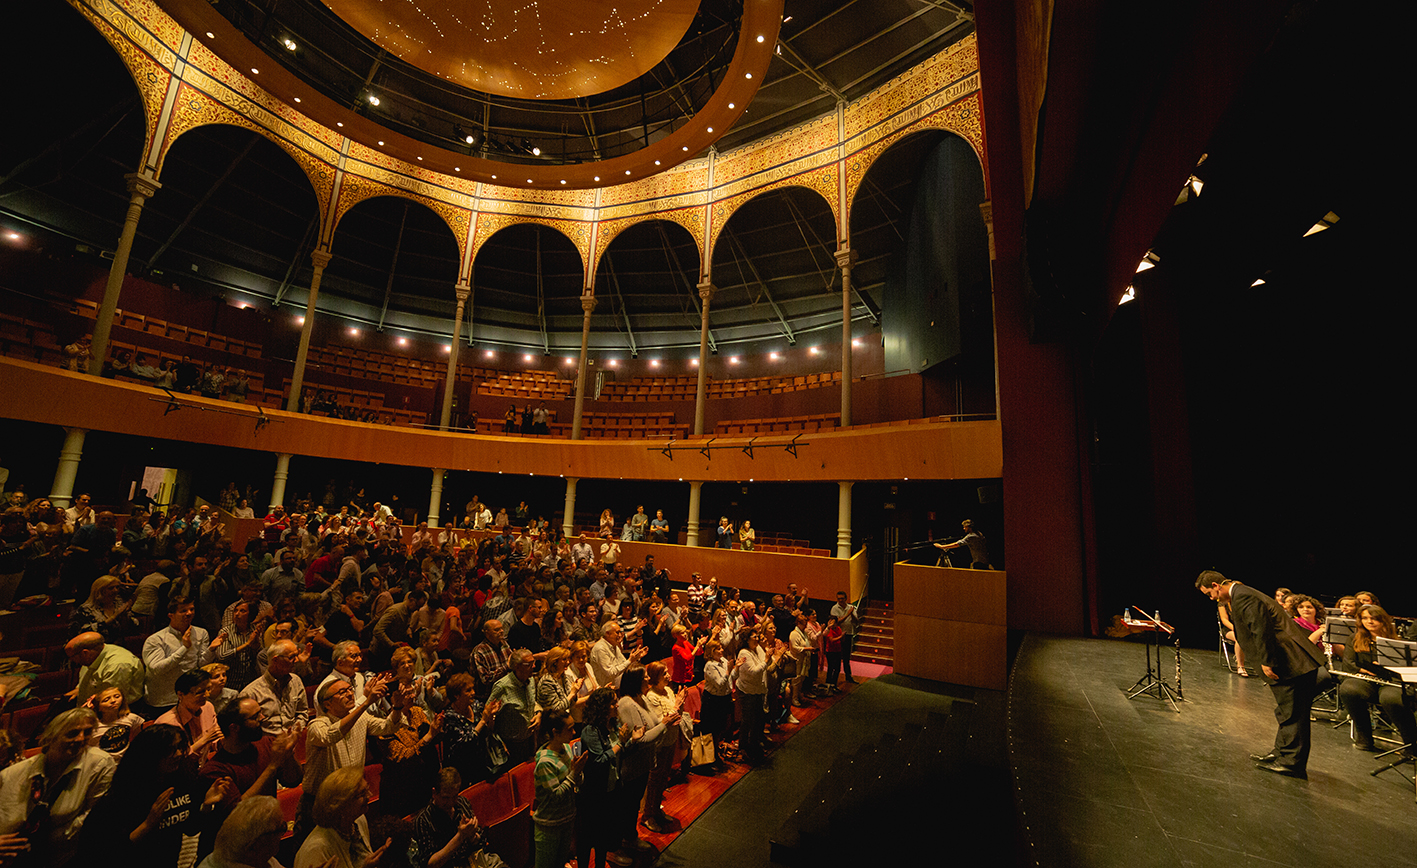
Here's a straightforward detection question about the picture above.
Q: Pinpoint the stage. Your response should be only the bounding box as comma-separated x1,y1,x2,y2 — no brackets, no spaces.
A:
1009,634,1417,867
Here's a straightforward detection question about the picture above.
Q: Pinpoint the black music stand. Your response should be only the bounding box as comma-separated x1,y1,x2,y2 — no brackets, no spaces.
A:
1123,607,1181,713
1368,639,1417,795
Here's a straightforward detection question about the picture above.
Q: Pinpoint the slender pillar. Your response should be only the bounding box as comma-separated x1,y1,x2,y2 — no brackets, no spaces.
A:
685,481,703,546
428,469,445,526
286,249,334,412
571,291,596,440
562,477,578,539
440,284,470,431
836,248,857,427
89,172,161,375
48,427,89,508
269,453,292,510
836,481,854,558
980,201,1002,415
693,282,714,436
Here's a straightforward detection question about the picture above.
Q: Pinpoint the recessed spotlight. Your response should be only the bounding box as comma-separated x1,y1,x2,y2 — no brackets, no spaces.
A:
484,350,494,358
594,176,600,182
851,339,861,347
527,179,533,184
690,358,699,366
728,103,735,109
682,146,689,151
251,68,259,74
650,360,660,367
730,356,740,364
205,31,214,38
348,327,360,336
491,175,497,179
293,97,301,103
564,358,575,365
654,161,660,166
397,337,408,346
756,35,764,43
417,156,423,161
442,345,451,352
337,122,344,127
560,179,566,184
523,354,533,362
769,352,779,360
454,167,460,172
809,346,819,355
625,170,631,175
608,360,618,367
707,127,713,133
296,316,305,325
378,141,385,146
745,73,752,79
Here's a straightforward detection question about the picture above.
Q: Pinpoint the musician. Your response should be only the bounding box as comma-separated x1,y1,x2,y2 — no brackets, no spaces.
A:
1195,570,1325,778
1337,604,1417,754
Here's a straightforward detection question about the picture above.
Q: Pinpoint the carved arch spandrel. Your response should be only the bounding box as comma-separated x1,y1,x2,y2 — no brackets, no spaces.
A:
707,168,838,266
332,178,471,266
470,215,589,284
67,0,167,169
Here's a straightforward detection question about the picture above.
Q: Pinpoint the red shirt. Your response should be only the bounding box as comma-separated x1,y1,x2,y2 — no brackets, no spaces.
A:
671,639,695,684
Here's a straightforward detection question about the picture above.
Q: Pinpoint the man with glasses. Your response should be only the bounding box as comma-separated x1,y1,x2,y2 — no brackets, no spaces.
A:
237,639,310,735
200,698,301,806
301,673,399,824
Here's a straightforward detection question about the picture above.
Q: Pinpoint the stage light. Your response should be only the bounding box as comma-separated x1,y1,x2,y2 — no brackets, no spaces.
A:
442,345,451,352
769,352,779,360
348,327,360,336
523,354,533,362
295,316,305,325
283,38,297,51
1304,211,1340,237
367,94,381,106
650,360,660,367
484,350,494,358
851,339,861,347
1119,286,1136,305
1251,278,1266,287
809,346,819,355
729,356,740,364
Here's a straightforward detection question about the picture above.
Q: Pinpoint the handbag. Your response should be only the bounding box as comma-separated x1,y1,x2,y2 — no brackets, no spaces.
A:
690,733,716,767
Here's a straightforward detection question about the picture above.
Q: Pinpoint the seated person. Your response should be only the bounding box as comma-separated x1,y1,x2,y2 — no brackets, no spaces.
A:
1337,604,1417,754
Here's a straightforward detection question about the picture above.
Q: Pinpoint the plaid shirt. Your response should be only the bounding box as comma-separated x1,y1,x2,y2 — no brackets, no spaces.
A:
412,796,487,868
472,640,513,695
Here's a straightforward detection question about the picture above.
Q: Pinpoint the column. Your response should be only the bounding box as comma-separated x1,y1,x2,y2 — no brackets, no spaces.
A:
685,481,703,546
428,469,445,526
571,291,596,440
286,249,333,412
89,172,161,375
269,453,292,510
48,427,88,508
440,284,470,431
693,282,714,436
562,477,578,539
836,248,857,427
836,480,854,558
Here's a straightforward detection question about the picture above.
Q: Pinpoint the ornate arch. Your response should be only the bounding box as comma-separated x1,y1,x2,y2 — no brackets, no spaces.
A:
591,211,704,282
332,181,470,267
844,91,985,223
470,215,589,283
707,172,837,268
67,0,166,169
158,97,333,229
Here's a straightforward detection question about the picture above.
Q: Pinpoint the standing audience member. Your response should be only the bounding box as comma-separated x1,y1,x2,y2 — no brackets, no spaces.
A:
615,667,676,842
301,674,398,825
200,699,301,804
144,597,220,713
0,708,114,867
294,767,390,868
197,795,286,868
237,639,310,735
533,711,584,868
154,669,223,762
65,631,144,706
488,649,541,764
412,768,499,868
829,592,859,685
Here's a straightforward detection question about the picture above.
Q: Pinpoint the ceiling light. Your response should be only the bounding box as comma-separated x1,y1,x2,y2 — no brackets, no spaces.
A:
378,141,385,146
4,231,21,241
484,350,494,358
283,39,297,51
1188,176,1202,195
417,157,423,161
690,358,699,366
809,346,819,355
1304,211,1340,237
564,358,575,365
455,167,460,172
293,97,301,103
769,352,779,360
368,95,381,106
442,345,451,352
707,127,714,133
560,180,566,184
348,327,360,336
851,339,861,347
654,161,660,166
594,176,601,182
397,337,408,346
625,170,631,175
730,356,740,364
608,359,618,367
682,146,689,151
523,354,533,362
532,147,541,156
1251,278,1266,287
756,35,764,43
728,103,735,109
1119,286,1136,305
650,360,660,367
337,122,344,127
491,175,497,179
295,316,305,325
251,68,259,74
745,73,753,79
1136,252,1159,272
205,31,214,38
527,179,533,184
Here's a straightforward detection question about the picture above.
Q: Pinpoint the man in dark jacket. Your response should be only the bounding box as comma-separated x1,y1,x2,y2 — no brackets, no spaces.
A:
1196,570,1326,778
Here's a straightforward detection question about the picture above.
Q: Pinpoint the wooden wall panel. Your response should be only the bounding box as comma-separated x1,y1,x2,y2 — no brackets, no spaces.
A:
892,561,1007,690
894,563,1007,626
892,613,1007,691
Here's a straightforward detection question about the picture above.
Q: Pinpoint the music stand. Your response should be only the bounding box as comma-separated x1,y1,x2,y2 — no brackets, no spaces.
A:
1122,607,1181,713
1369,638,1417,795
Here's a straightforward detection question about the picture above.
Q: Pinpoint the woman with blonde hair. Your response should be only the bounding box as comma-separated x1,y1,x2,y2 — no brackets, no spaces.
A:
295,766,390,868
69,574,139,642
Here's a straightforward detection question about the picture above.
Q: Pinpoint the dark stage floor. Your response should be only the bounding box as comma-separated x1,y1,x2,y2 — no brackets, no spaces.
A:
1009,634,1417,868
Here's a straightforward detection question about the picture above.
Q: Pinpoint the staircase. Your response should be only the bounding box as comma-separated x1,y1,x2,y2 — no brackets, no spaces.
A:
852,600,894,667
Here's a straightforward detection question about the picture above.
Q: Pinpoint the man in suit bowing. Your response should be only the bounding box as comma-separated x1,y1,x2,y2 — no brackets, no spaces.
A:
1196,570,1326,778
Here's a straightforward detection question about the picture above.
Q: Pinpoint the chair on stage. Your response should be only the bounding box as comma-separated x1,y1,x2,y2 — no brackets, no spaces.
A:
1217,614,1239,673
